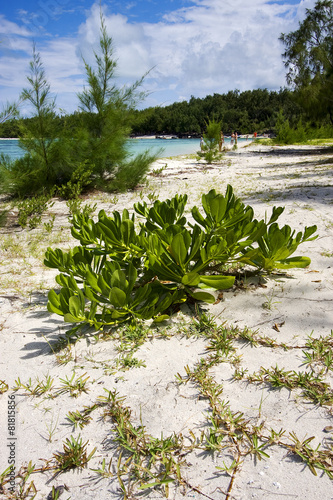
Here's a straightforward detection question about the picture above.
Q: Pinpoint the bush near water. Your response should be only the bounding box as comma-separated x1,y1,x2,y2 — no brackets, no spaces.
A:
0,14,158,199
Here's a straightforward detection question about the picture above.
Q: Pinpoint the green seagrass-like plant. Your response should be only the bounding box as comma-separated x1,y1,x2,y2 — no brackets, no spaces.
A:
45,185,317,331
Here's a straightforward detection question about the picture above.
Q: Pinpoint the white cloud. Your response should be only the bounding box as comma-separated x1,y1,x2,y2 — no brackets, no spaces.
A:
0,0,319,113
77,3,153,78
0,14,32,37
78,0,318,106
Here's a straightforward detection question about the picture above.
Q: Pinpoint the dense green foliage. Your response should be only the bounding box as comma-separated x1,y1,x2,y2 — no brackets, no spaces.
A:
274,110,333,144
0,88,304,139
280,0,333,123
2,86,332,143
130,89,305,136
0,14,157,198
45,186,317,331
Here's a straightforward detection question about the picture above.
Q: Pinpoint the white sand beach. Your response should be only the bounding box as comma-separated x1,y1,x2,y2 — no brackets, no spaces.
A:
0,141,332,499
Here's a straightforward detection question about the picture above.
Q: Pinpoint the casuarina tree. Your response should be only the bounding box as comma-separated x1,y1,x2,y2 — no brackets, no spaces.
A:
74,12,158,191
280,0,333,123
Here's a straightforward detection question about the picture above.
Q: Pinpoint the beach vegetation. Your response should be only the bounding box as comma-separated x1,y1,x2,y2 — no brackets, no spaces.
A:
197,118,222,164
0,209,7,227
52,434,96,472
44,186,316,332
66,198,97,221
0,47,68,198
43,214,56,233
17,192,54,229
0,102,20,124
66,409,92,430
73,13,158,193
0,380,8,394
0,13,157,198
272,109,333,144
44,412,60,442
13,375,55,398
57,371,90,398
90,457,113,479
280,0,333,124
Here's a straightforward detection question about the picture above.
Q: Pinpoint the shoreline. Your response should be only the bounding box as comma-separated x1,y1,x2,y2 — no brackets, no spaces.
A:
0,142,332,499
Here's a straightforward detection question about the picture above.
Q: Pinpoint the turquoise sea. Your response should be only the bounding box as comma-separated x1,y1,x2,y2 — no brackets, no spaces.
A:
0,136,251,161
0,138,200,161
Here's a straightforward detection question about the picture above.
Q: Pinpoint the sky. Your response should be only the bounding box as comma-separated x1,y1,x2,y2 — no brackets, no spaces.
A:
0,0,317,115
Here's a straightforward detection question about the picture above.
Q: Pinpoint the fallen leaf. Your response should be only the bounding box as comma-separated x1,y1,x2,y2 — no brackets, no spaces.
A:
272,321,285,332
214,292,224,305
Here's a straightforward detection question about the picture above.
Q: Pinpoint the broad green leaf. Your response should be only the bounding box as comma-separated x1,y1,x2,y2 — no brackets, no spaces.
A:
276,256,311,269
64,313,81,323
97,275,111,296
189,291,216,303
109,287,127,308
152,314,170,323
210,195,227,222
268,206,284,224
303,225,317,241
111,269,127,289
191,205,206,227
86,270,101,293
182,271,200,286
68,295,83,318
127,263,137,293
47,290,63,316
169,233,188,265
199,275,235,290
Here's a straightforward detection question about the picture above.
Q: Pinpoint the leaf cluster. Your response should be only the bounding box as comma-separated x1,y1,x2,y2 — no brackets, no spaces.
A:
45,185,316,330
52,434,96,471
17,191,54,229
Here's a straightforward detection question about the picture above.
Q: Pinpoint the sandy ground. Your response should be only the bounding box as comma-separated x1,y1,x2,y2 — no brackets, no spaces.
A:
0,142,332,499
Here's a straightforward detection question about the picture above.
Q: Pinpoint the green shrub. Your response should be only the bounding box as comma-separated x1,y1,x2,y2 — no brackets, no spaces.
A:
57,162,94,200
0,210,8,228
66,199,97,221
197,119,223,164
45,186,317,332
17,192,54,229
0,15,157,198
275,110,294,144
274,110,333,144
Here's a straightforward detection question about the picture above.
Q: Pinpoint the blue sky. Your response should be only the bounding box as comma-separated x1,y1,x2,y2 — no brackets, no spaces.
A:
0,0,317,115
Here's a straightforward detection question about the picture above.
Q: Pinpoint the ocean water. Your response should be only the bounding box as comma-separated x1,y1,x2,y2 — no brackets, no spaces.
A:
0,138,201,161
0,136,251,161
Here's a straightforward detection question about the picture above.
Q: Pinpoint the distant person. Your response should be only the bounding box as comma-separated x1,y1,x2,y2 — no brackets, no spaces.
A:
235,132,238,145
254,132,257,138
231,132,235,146
200,136,204,150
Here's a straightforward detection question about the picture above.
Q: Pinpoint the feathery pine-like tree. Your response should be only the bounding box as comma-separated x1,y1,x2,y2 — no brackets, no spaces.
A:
75,12,157,191
197,118,222,164
280,0,333,123
0,46,70,196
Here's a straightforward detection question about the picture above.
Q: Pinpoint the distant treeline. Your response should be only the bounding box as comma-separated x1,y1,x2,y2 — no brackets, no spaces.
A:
0,88,315,138
130,88,305,136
